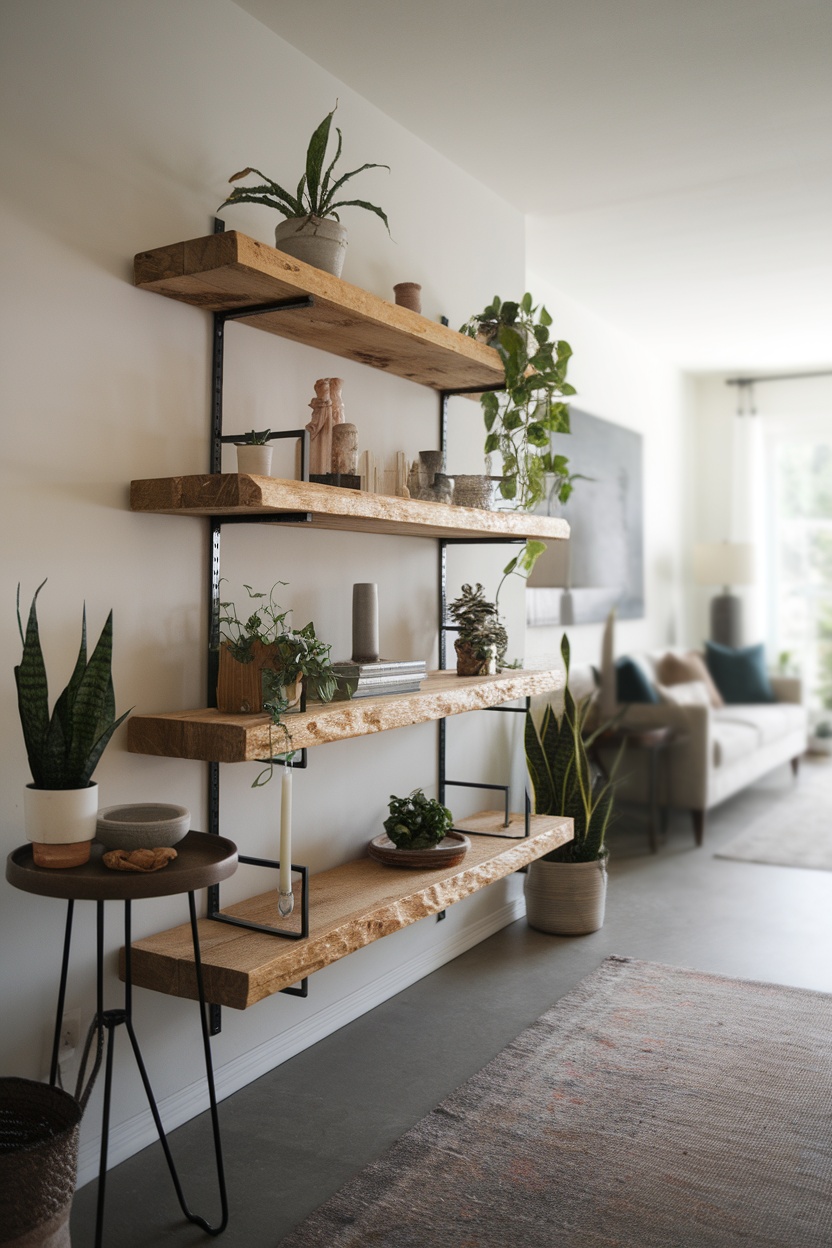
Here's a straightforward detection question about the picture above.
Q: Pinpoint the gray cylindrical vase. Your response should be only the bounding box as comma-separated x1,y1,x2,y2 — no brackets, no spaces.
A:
352,583,379,663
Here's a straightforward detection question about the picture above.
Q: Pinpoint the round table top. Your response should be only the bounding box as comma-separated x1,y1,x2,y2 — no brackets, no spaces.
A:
5,831,238,901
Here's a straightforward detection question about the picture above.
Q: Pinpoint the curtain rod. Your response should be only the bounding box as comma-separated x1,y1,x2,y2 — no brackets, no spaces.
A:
726,368,832,387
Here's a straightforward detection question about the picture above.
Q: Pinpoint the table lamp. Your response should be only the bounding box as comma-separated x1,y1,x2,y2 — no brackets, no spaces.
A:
693,541,754,648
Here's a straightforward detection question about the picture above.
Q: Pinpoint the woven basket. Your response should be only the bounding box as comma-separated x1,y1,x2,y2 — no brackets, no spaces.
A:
0,1078,81,1246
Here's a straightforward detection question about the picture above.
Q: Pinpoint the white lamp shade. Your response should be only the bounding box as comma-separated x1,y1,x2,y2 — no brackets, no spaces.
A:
693,541,754,588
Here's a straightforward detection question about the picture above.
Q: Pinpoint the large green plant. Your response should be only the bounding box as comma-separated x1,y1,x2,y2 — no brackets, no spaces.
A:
219,104,390,232
525,634,619,862
460,294,582,511
15,582,130,790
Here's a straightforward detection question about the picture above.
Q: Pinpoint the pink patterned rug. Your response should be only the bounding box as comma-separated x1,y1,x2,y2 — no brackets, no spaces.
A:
281,957,832,1247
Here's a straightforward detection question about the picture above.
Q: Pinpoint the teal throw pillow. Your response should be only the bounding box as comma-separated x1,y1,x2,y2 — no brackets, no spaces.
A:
705,641,775,704
615,656,659,704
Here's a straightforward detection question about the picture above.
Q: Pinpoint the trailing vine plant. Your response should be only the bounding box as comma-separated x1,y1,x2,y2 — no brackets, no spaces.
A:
460,293,583,511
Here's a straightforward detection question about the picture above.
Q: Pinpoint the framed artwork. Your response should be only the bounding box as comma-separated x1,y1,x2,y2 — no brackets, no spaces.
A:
526,408,644,625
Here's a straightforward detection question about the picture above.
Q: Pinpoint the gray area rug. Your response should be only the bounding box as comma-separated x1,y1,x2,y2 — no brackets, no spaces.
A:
280,956,832,1248
716,758,832,871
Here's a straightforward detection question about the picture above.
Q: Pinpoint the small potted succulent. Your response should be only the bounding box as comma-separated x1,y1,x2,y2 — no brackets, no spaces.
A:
235,428,273,476
15,582,130,867
383,789,453,851
447,583,508,676
459,294,582,511
219,103,390,278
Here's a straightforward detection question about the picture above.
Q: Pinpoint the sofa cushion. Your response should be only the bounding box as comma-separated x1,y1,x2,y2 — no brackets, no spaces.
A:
657,650,724,708
712,719,761,768
616,656,659,703
705,641,775,704
657,679,711,707
716,702,807,747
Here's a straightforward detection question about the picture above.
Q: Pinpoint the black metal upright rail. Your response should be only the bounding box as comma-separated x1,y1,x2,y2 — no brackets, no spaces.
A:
436,389,532,841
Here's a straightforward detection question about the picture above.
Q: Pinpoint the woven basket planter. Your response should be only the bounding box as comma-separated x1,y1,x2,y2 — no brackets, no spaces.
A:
524,855,608,935
0,1077,82,1247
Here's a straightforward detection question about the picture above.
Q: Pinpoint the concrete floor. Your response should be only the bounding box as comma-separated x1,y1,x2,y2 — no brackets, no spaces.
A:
70,758,832,1246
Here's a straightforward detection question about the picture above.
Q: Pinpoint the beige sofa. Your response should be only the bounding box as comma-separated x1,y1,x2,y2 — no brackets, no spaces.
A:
574,653,808,845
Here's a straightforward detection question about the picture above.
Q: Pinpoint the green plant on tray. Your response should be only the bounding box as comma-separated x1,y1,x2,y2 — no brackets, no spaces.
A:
384,789,453,851
15,581,130,790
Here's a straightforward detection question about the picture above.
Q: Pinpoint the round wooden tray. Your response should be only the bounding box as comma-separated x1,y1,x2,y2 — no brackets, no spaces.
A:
367,830,471,870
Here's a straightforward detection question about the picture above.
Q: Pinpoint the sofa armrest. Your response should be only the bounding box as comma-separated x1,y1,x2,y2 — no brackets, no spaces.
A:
594,702,712,810
770,676,802,705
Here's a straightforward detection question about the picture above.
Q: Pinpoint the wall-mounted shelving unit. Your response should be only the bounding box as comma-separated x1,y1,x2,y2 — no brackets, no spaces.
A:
126,228,571,1015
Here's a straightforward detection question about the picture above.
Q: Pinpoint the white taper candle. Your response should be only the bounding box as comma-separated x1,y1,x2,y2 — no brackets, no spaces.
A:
278,762,293,912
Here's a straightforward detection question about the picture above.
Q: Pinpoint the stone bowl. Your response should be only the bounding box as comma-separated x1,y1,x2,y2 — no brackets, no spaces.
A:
96,804,191,850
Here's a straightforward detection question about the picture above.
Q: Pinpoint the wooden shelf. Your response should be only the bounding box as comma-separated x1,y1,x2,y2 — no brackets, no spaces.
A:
127,669,562,763
123,815,573,1009
134,231,505,393
130,475,570,542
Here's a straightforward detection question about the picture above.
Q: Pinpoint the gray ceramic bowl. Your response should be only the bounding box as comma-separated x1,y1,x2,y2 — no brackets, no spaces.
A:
95,803,190,850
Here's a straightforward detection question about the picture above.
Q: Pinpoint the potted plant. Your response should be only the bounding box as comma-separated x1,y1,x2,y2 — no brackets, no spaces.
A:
14,582,130,867
447,583,508,676
383,789,453,850
235,428,273,476
460,294,582,511
218,103,390,278
217,583,337,714
523,634,621,934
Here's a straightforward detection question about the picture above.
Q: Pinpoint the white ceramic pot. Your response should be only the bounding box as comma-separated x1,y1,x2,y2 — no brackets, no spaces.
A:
274,215,348,278
235,444,273,475
24,783,98,868
524,855,607,935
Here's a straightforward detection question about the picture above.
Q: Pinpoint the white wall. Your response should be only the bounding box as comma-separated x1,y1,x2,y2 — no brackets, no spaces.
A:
522,266,689,672
0,0,529,1180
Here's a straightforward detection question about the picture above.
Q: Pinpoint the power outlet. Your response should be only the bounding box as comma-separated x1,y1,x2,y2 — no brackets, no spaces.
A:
57,1009,81,1067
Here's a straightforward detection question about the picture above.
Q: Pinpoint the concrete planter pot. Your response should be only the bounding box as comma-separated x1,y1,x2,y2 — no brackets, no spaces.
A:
235,444,273,475
24,782,98,868
524,854,608,935
274,215,348,278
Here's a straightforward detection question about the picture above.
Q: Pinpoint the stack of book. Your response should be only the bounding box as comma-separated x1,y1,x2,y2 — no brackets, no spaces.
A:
331,659,427,700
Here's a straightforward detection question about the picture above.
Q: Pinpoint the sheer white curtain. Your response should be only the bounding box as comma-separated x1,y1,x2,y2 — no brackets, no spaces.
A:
745,378,832,714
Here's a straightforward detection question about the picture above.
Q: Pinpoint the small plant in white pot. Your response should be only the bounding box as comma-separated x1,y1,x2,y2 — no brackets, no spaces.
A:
15,582,130,867
524,634,620,934
219,103,390,279
235,428,273,476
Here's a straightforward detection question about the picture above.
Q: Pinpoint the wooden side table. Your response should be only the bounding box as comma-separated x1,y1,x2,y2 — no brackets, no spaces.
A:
6,831,238,1248
589,726,675,853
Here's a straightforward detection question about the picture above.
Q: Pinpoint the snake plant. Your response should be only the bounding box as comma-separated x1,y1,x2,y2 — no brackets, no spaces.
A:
15,582,130,789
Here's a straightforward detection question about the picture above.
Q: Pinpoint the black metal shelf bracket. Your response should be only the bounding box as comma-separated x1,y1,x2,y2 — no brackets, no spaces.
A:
436,386,533,844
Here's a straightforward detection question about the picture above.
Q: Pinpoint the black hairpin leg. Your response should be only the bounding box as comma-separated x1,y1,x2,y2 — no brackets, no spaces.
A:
89,897,228,1246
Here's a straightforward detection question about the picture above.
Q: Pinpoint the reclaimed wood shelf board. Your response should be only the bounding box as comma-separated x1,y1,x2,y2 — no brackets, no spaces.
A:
130,475,570,543
134,231,505,392
127,669,563,763
122,817,573,1009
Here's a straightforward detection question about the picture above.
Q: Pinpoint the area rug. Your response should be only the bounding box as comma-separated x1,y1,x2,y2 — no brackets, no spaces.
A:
716,759,832,871
280,957,832,1248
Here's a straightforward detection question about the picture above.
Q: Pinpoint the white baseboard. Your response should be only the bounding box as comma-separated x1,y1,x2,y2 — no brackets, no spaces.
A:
76,894,526,1187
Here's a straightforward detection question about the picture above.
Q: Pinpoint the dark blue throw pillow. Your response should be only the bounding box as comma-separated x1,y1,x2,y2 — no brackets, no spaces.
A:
615,656,659,704
705,641,775,704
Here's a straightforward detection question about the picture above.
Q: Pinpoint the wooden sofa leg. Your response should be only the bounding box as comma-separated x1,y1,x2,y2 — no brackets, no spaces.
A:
791,756,800,778
691,809,705,847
